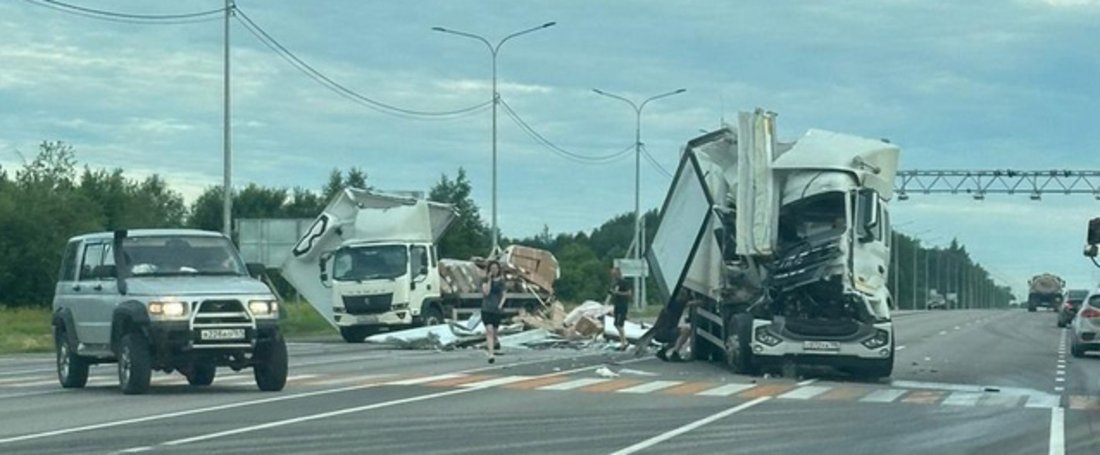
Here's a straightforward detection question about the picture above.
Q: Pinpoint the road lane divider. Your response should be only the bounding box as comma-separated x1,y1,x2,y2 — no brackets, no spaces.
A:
609,397,770,455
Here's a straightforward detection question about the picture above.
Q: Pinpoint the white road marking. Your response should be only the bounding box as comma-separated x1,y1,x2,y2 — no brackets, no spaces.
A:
1026,394,1062,409
778,385,830,400
616,380,683,394
0,368,54,377
980,394,1023,407
695,383,756,397
458,375,532,388
941,392,982,406
1055,386,1065,392
388,373,465,386
1055,377,1065,383
117,446,153,453
1055,371,1065,377
308,374,393,386
860,389,907,403
1050,407,1065,455
608,397,770,455
954,326,961,330
10,379,59,388
538,378,610,391
796,379,818,386
0,389,68,400
939,330,948,335
896,345,907,351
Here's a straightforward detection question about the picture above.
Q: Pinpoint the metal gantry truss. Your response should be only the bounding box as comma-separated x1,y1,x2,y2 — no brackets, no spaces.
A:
895,170,1100,200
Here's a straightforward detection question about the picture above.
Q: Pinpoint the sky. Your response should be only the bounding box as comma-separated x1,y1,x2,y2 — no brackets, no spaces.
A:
1,0,1099,298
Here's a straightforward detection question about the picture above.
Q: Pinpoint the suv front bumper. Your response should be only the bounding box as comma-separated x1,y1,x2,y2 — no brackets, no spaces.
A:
148,319,279,353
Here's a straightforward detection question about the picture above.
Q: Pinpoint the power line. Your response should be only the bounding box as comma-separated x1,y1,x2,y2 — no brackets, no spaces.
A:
21,0,225,24
498,98,633,164
233,8,491,120
640,143,672,178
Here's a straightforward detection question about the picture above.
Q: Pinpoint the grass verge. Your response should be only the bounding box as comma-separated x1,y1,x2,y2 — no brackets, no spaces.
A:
0,306,53,354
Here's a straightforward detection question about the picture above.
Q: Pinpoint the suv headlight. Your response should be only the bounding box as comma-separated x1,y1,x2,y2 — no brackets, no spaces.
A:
248,299,279,316
149,301,188,318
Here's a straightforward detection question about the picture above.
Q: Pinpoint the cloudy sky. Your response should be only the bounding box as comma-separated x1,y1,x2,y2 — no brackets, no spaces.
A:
2,0,1099,297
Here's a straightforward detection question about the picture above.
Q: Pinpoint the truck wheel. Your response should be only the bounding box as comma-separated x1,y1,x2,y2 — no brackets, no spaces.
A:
419,304,445,327
724,314,757,375
339,326,374,343
186,362,217,386
55,328,89,388
118,333,153,395
254,335,288,392
1071,339,1086,358
1028,304,1036,313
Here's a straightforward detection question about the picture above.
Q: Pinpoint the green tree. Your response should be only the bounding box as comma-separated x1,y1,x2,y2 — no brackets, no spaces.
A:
429,168,490,259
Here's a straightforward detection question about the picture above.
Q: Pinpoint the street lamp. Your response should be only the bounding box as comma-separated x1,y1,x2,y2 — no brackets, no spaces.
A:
432,22,556,253
592,88,686,309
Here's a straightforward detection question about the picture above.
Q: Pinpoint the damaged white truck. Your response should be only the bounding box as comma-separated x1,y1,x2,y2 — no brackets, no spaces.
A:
282,189,556,343
648,110,898,379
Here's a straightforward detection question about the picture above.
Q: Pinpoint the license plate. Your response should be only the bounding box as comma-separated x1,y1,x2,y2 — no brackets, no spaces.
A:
200,328,245,341
803,340,840,352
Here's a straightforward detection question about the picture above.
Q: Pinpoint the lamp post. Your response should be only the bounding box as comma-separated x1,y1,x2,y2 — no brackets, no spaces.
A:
222,0,234,236
592,88,686,309
432,22,556,253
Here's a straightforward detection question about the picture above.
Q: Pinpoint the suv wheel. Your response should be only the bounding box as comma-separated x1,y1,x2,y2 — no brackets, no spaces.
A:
254,335,288,392
55,329,89,388
118,333,153,395
187,362,217,386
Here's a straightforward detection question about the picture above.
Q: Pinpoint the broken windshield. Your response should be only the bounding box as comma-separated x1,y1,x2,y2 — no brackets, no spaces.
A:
777,191,847,247
333,245,408,281
122,236,247,277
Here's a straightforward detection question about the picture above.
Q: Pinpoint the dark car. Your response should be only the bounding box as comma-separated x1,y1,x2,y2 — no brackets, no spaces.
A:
1058,289,1090,328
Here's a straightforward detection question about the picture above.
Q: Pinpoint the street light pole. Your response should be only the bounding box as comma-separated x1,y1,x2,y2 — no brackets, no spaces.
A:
432,22,556,254
222,0,234,237
592,88,686,309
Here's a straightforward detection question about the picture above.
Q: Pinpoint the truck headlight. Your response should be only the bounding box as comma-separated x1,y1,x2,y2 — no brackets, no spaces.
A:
248,300,279,316
149,301,187,317
754,327,782,346
861,329,890,349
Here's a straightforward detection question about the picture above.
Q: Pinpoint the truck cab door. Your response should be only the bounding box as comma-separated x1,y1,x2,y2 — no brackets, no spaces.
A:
409,245,438,316
851,189,890,305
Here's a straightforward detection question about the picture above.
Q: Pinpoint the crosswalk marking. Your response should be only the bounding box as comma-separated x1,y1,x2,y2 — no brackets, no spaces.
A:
860,388,907,403
616,380,683,394
1025,394,1061,409
662,382,717,396
902,391,944,405
458,376,532,389
538,378,610,391
695,383,756,397
979,394,1023,407
941,392,981,406
778,385,831,400
388,373,465,386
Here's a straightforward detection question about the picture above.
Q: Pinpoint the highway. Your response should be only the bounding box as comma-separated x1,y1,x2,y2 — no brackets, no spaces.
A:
0,309,1095,454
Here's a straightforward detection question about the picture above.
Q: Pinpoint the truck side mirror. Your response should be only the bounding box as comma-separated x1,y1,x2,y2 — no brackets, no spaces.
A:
246,262,267,279
856,188,879,242
1088,218,1100,245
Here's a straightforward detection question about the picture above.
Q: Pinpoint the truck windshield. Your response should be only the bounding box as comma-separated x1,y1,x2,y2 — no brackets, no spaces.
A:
122,236,246,277
333,245,408,281
777,191,847,245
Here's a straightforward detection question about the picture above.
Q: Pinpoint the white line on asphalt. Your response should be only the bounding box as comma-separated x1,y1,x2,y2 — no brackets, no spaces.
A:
954,326,961,330
608,397,770,455
0,368,54,377
307,374,393,387
1055,386,1064,392
1026,394,1061,409
388,373,465,386
796,379,818,386
1049,407,1065,455
0,389,68,400
538,378,610,391
616,380,683,394
941,392,981,407
778,385,830,400
1055,371,1065,377
695,383,756,397
1055,377,1065,383
859,389,907,403
117,446,153,453
939,330,948,335
896,345,907,351
458,376,532,388
11,379,60,388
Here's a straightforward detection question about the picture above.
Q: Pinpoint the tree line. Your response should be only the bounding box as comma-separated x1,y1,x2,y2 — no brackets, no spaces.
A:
1,141,1013,309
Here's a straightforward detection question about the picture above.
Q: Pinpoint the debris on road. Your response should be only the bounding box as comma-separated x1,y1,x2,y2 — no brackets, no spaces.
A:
595,366,620,378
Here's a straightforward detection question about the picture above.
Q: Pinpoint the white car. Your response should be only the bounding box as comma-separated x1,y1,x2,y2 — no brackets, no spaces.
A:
1069,292,1100,357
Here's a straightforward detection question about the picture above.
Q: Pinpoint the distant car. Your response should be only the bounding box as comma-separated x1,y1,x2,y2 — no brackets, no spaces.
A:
1058,289,1090,328
1069,292,1100,357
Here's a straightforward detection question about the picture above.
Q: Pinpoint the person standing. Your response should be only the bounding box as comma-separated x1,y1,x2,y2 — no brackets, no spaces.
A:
609,267,633,350
482,261,506,364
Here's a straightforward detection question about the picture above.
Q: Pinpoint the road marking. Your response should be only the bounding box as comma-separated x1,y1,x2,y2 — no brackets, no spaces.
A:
457,375,532,389
538,378,610,391
860,388,907,403
616,380,683,394
941,392,981,406
1068,396,1100,410
0,368,54,377
980,394,1023,408
1055,371,1065,377
117,446,153,453
307,374,393,386
817,387,870,401
902,390,944,405
0,389,68,400
1026,394,1062,409
1055,386,1065,392
10,379,59,388
388,373,465,386
661,382,717,396
954,326,961,330
939,330,948,335
1050,407,1065,455
579,379,644,393
1055,377,1065,383
778,385,831,400
695,383,756,397
796,379,818,386
502,375,571,390
608,397,770,455
896,345,907,351
739,384,794,398
425,374,494,387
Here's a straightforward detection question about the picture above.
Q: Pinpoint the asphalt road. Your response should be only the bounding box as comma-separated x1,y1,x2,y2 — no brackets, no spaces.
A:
0,309,1095,454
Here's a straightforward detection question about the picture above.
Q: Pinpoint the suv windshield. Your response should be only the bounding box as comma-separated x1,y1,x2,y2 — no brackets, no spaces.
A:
333,245,408,281
122,236,246,277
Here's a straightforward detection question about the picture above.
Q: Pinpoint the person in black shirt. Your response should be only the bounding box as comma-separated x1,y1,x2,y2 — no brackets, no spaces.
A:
609,267,633,350
482,261,506,364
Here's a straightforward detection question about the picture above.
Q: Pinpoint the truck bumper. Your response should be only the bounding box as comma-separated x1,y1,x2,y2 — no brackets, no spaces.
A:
334,310,413,327
749,320,893,364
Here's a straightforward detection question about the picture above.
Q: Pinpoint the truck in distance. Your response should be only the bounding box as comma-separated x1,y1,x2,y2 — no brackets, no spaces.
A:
51,229,288,394
1027,273,1065,312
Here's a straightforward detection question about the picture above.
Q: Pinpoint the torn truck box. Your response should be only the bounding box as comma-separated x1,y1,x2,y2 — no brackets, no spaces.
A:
573,316,604,337
500,245,560,293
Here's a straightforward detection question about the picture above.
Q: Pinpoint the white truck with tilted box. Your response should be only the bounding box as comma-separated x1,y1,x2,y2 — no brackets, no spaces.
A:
648,109,898,379
281,189,557,342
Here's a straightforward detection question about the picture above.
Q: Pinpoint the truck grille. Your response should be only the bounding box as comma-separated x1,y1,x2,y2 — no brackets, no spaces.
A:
785,317,861,337
342,294,394,315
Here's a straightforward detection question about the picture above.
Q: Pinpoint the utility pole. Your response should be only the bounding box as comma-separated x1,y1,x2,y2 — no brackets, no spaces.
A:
911,240,918,310
221,0,234,237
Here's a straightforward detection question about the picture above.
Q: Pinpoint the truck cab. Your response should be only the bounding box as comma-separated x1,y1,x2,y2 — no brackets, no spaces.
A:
51,229,288,394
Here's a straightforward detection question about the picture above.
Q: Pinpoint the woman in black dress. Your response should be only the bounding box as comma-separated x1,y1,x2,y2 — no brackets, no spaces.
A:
482,261,506,364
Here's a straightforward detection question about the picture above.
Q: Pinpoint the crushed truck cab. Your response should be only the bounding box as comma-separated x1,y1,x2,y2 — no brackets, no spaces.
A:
648,110,898,379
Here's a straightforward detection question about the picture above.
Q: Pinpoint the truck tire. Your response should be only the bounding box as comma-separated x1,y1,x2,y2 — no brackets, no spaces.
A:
254,335,288,392
339,326,374,343
1028,304,1036,313
186,362,217,386
419,304,445,327
55,328,89,388
118,333,153,395
1071,339,1086,358
724,313,757,375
